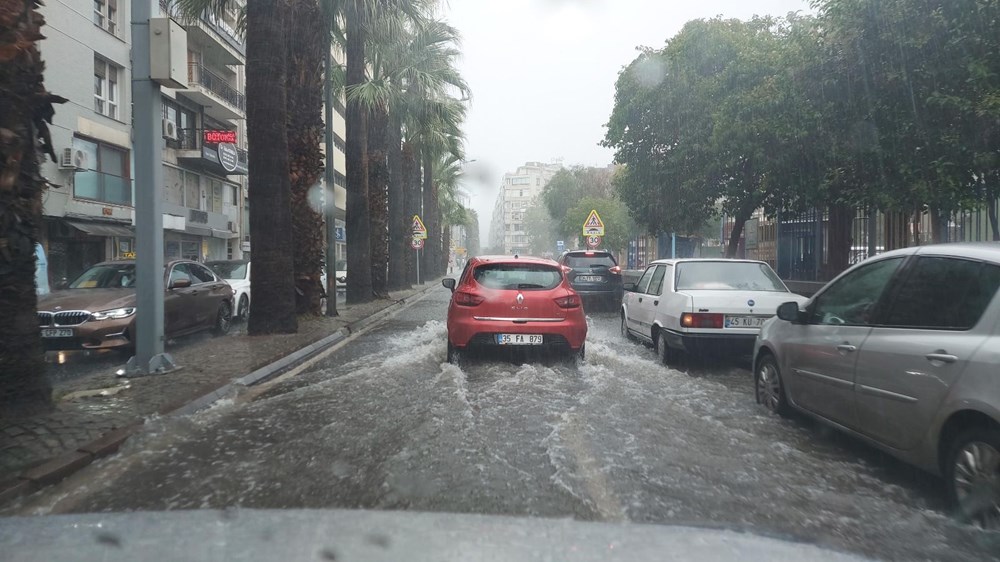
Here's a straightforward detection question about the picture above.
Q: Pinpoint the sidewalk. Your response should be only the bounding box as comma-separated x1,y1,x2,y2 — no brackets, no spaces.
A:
0,282,439,502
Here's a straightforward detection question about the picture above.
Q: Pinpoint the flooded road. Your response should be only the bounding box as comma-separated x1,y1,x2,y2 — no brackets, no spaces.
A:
7,288,998,561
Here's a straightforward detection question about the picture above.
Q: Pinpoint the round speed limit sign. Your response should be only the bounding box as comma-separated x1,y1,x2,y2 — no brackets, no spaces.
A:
586,235,601,249
411,237,425,250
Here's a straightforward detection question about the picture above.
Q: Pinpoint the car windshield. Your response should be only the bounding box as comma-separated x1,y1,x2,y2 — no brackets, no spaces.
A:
8,1,1000,559
67,264,136,289
208,261,248,280
675,262,786,292
473,263,562,290
564,253,616,268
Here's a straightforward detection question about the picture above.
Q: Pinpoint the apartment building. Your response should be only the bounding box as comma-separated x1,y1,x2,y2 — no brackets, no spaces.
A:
488,162,562,254
36,1,348,284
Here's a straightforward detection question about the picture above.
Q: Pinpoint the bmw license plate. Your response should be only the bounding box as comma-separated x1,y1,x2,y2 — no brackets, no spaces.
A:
41,328,73,338
576,275,602,283
496,334,543,345
724,316,767,329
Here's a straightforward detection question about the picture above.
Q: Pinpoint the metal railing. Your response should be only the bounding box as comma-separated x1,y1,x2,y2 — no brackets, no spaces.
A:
187,62,246,112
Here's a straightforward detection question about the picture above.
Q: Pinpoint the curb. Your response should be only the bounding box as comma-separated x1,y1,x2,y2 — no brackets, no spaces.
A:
0,281,441,507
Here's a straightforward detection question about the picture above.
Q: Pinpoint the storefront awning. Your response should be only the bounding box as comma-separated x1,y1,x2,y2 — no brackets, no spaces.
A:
212,229,237,239
65,220,134,238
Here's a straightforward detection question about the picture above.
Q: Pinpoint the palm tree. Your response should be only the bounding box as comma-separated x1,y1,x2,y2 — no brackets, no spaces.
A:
177,0,298,333
0,0,65,416
287,0,328,313
437,154,470,274
353,14,467,294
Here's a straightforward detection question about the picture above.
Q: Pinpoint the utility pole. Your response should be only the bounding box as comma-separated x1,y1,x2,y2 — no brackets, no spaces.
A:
324,46,339,317
127,0,175,375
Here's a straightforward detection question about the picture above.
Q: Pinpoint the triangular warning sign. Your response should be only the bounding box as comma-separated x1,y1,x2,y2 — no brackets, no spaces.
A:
411,214,428,239
584,210,604,229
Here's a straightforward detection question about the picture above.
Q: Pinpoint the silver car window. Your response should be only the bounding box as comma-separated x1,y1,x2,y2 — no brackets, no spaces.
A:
810,257,904,326
881,257,1000,330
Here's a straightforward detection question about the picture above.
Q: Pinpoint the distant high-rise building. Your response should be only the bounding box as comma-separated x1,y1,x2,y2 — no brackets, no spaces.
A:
489,162,562,254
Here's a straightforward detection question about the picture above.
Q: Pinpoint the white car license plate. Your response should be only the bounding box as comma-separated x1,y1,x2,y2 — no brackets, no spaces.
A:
577,275,602,283
496,334,543,345
41,328,73,338
724,316,767,329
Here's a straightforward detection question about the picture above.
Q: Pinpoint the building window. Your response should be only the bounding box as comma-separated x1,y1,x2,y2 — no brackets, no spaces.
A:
93,0,118,35
73,137,131,205
230,185,239,206
536,177,541,186
94,56,120,120
162,98,197,147
184,170,201,210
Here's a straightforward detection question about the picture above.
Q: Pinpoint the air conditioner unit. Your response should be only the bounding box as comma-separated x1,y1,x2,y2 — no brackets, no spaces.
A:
58,148,74,169
68,148,89,170
162,118,178,140
227,221,237,233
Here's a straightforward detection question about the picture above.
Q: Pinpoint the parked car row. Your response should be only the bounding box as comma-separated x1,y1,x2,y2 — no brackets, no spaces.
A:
442,243,1000,530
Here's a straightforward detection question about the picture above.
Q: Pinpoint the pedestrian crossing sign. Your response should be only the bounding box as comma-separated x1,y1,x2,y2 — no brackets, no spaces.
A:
412,214,428,239
582,209,605,236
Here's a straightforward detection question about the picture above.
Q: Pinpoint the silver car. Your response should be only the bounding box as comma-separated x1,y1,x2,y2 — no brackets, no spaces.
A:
753,243,1000,529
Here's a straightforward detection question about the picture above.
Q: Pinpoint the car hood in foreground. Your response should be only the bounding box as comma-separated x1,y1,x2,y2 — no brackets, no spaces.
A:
0,508,869,562
36,288,136,312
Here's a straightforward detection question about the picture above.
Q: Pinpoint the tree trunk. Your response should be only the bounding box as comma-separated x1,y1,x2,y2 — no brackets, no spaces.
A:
930,207,948,244
0,0,64,416
725,208,753,259
387,113,408,291
824,204,853,281
286,0,326,314
442,226,451,274
367,105,390,298
988,195,1000,241
246,0,298,334
884,210,908,250
402,141,419,285
345,0,373,303
422,150,438,279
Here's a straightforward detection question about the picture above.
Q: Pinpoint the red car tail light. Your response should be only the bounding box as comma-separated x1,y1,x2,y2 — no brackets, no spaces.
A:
554,294,581,309
454,291,485,306
681,312,724,329
609,266,621,274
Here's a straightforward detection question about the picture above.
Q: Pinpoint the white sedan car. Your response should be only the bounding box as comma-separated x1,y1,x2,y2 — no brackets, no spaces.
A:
621,259,808,363
207,260,251,320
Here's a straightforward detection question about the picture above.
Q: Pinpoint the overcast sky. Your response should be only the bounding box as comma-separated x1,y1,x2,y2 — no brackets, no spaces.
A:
443,0,810,241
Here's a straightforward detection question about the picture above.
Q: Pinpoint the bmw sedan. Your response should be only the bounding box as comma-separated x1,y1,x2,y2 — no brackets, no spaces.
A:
37,259,234,351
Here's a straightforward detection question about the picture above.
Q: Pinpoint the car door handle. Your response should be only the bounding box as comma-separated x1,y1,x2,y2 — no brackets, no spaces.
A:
925,353,958,364
836,344,857,353
638,297,643,303
653,300,659,306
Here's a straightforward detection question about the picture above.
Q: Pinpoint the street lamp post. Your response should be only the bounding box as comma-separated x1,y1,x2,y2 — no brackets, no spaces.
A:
126,0,175,375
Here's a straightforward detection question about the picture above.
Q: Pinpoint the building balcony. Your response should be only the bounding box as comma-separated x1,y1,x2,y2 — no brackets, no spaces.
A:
183,62,245,121
160,0,245,63
171,128,248,176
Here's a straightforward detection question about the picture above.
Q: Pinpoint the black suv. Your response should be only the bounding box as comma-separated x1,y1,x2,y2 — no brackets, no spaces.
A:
557,250,623,310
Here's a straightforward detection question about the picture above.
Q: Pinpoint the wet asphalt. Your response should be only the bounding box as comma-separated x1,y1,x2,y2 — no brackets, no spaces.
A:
7,287,998,561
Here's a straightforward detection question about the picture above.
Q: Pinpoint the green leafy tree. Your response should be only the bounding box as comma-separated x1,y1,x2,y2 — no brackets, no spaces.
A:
523,203,558,255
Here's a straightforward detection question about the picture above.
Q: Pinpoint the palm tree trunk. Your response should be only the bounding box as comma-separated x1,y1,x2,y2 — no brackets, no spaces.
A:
422,149,437,279
0,0,62,416
345,0,373,303
442,226,451,274
286,0,326,314
403,140,419,285
246,0,298,334
387,113,409,290
367,105,390,298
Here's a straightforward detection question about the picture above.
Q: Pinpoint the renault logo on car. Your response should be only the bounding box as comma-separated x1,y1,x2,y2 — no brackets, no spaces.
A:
516,293,524,305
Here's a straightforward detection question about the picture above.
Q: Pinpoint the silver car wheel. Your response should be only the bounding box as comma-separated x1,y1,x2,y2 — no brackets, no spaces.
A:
757,362,782,412
953,441,1000,530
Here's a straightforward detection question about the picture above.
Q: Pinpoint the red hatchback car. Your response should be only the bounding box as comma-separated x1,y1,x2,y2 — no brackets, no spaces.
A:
442,255,588,363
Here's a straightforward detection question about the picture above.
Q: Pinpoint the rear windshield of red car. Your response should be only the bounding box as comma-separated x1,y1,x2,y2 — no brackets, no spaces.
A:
563,253,617,268
473,263,563,290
